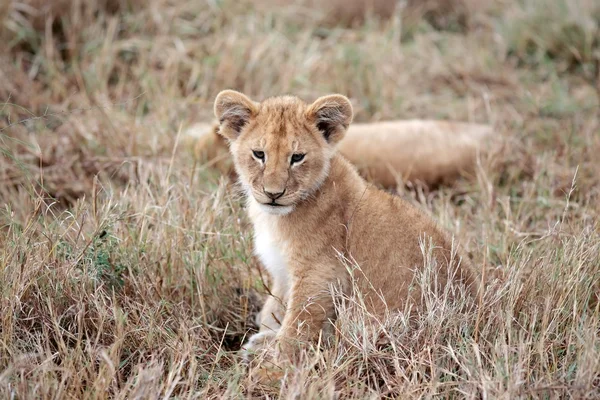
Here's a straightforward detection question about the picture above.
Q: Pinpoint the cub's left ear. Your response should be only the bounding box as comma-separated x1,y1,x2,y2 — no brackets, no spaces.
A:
214,90,258,141
306,94,353,145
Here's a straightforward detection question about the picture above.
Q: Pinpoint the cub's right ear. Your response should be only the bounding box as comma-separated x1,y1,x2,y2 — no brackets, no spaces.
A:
214,90,257,141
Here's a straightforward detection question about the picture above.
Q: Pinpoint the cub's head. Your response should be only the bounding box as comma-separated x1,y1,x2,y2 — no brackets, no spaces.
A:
214,90,353,216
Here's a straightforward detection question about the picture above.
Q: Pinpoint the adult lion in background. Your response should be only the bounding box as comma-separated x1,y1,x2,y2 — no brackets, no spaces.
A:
184,118,493,188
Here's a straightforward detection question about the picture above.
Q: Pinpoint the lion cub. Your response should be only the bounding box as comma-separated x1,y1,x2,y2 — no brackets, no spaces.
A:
214,90,475,360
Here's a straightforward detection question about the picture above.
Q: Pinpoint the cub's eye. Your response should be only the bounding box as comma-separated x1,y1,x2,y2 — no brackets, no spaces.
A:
252,150,265,160
290,153,305,164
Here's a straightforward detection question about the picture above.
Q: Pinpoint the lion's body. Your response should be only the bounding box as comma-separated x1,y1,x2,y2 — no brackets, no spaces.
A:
213,91,475,359
250,154,474,335
341,120,491,186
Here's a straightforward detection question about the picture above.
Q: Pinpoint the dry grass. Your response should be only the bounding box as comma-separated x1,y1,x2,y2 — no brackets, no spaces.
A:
1,0,599,398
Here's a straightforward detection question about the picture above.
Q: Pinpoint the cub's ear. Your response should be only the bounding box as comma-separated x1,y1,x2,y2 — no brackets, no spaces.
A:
306,94,353,145
214,90,257,141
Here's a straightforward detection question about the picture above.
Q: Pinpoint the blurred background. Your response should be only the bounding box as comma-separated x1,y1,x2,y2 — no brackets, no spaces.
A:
1,1,599,398
1,0,598,208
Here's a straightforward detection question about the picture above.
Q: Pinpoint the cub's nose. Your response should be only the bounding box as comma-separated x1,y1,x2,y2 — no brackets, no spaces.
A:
263,189,285,200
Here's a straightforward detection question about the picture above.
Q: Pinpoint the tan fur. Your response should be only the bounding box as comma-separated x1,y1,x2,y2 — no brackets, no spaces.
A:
214,90,476,361
186,122,234,177
340,120,491,186
186,119,492,187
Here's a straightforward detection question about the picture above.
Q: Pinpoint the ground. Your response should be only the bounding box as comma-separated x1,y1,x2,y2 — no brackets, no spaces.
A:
0,0,599,398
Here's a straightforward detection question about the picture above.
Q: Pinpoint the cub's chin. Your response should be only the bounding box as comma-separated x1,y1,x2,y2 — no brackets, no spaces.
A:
256,202,295,216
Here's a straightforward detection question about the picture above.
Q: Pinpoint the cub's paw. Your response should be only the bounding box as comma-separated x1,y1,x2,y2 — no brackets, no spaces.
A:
241,331,277,363
248,361,285,387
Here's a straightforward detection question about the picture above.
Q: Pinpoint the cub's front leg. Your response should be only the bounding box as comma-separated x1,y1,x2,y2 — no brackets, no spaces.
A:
276,267,346,361
242,281,287,360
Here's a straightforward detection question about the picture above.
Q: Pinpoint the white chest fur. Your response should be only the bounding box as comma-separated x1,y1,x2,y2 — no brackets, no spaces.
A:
254,227,290,286
249,202,291,289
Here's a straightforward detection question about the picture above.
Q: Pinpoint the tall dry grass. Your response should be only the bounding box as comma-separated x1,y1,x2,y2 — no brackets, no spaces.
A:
1,0,599,398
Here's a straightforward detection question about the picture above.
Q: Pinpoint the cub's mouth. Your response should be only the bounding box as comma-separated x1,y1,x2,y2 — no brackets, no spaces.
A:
255,197,295,215
251,191,295,215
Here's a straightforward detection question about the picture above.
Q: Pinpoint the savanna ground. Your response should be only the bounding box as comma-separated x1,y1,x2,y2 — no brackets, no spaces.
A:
1,0,599,398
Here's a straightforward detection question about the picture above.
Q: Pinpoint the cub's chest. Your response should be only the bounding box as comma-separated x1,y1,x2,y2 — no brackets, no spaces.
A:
253,224,290,285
